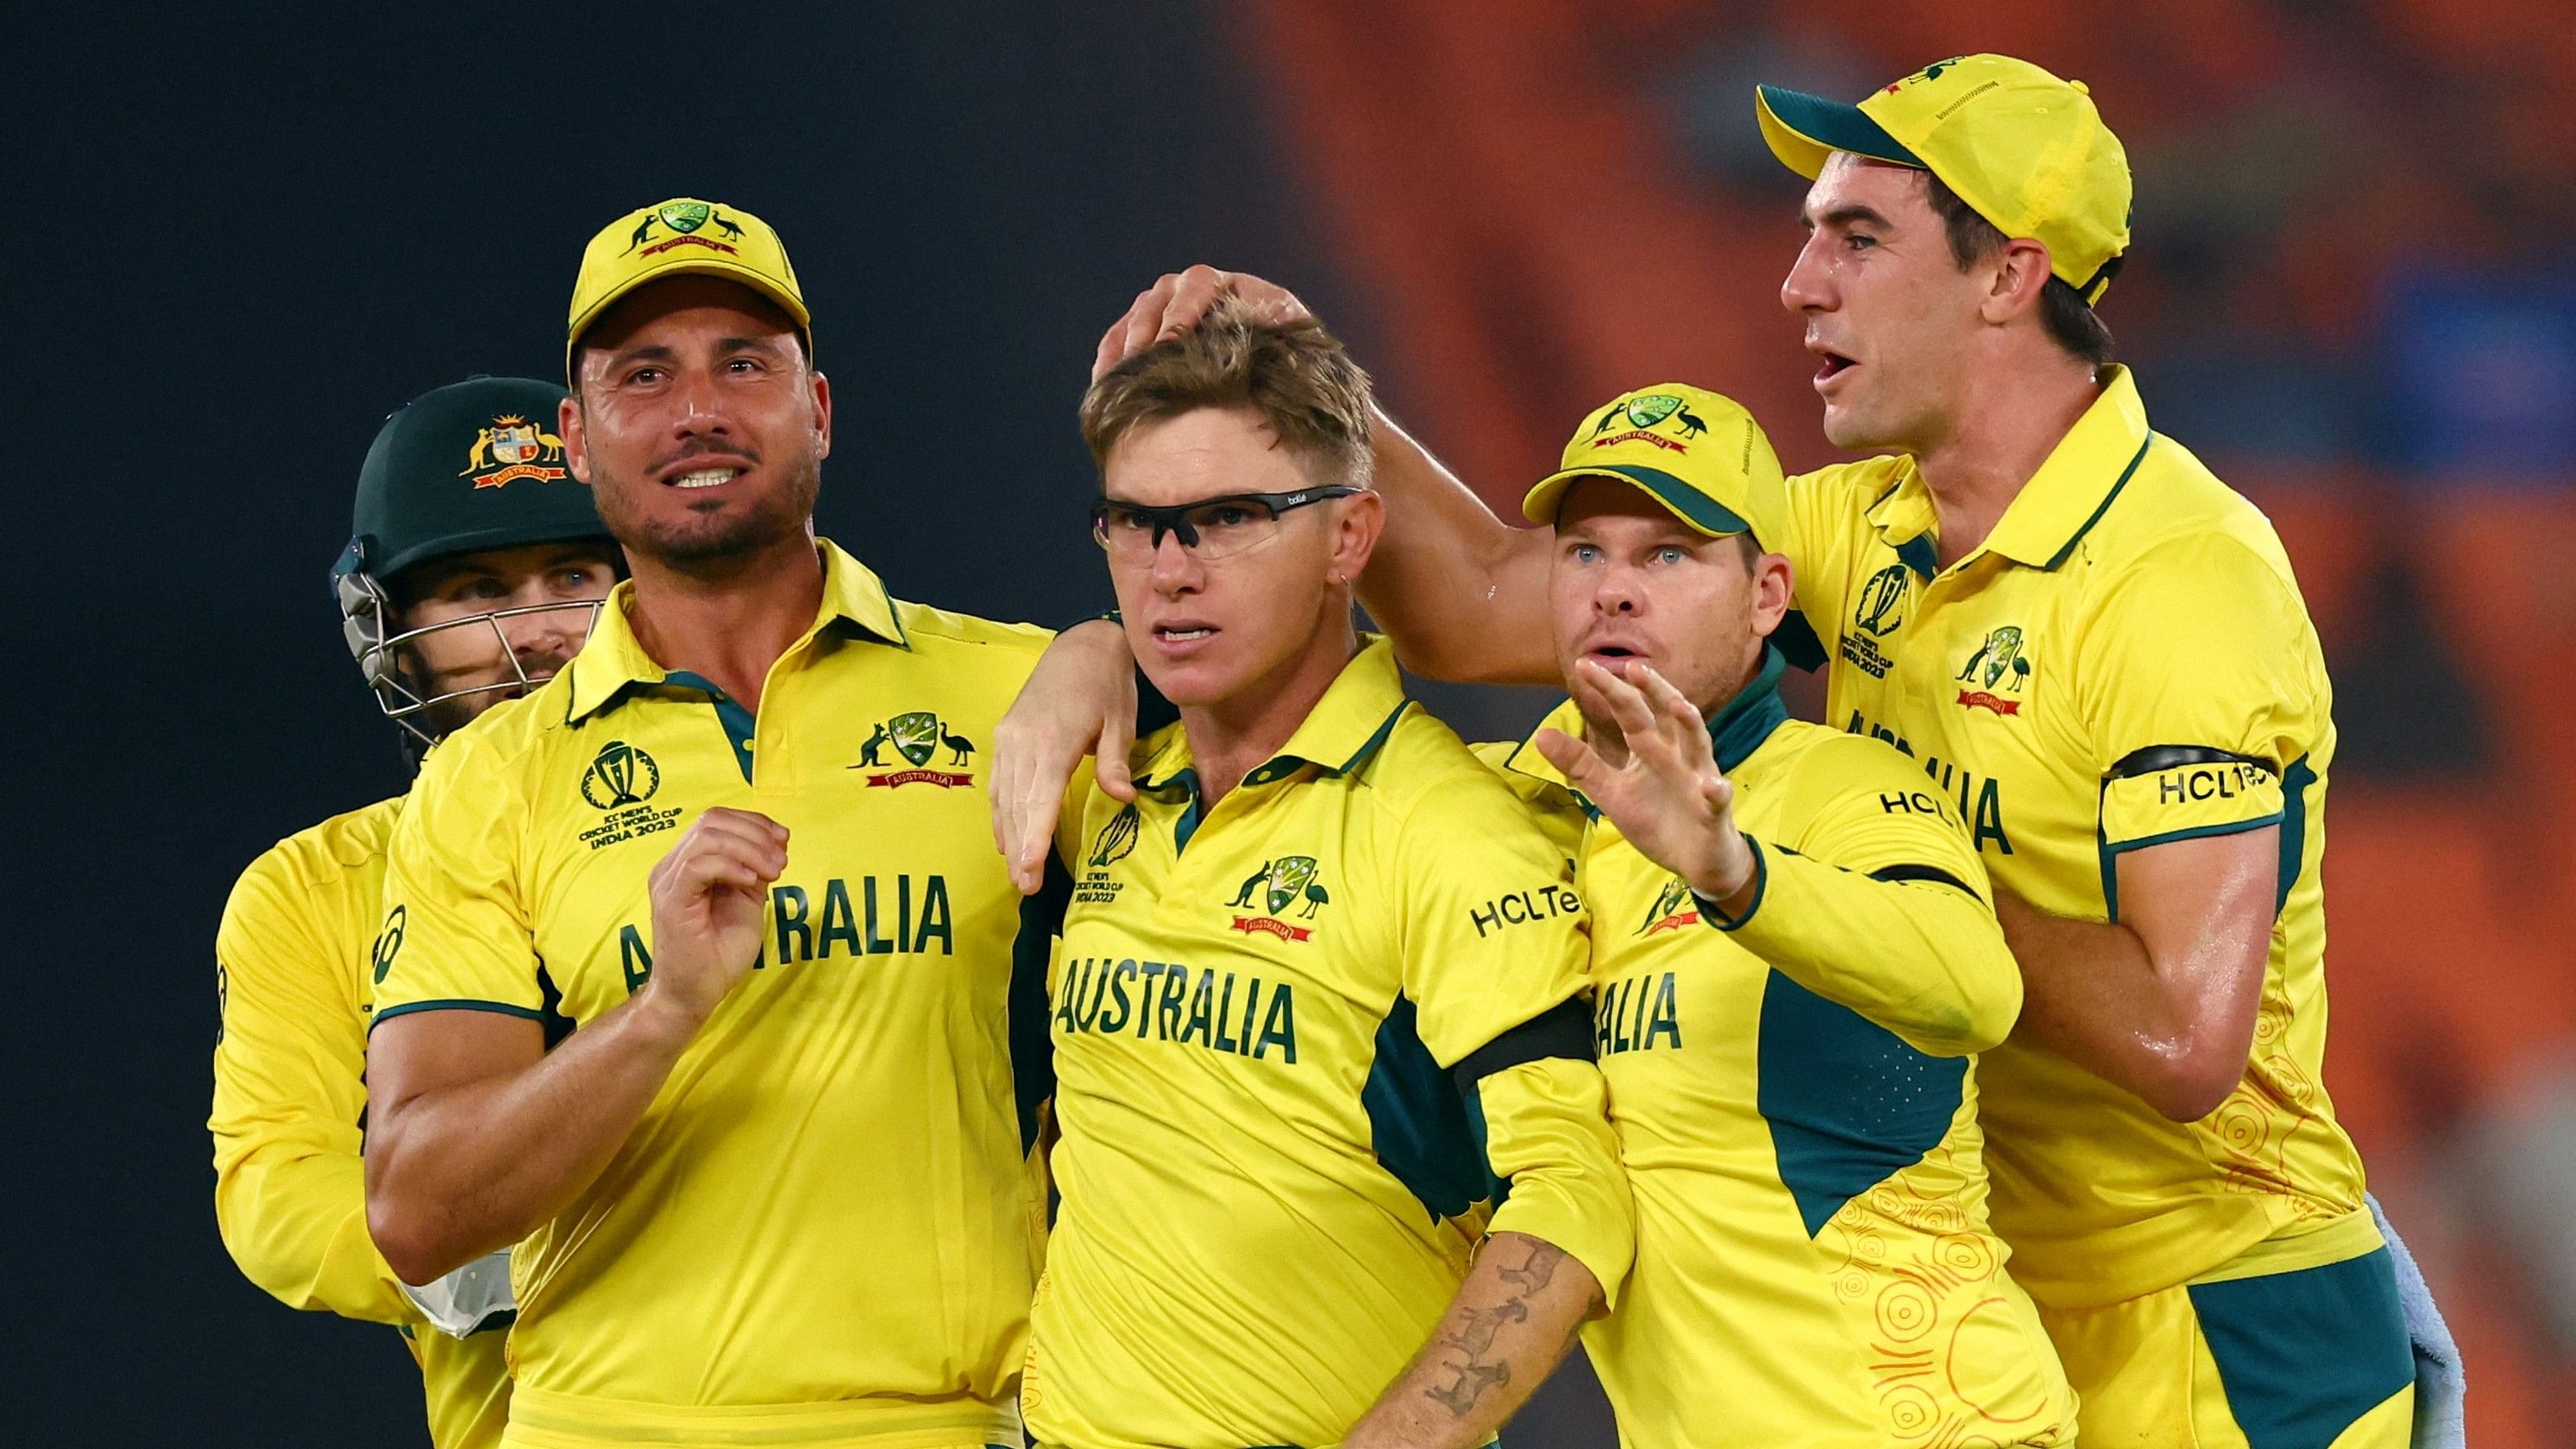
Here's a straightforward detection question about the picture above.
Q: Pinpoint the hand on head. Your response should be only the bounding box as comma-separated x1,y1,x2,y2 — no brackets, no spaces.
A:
1092,266,1309,382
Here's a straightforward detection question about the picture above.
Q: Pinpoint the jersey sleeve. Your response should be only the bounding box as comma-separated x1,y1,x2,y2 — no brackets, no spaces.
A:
2076,534,2313,870
374,732,547,1026
1394,762,1633,1305
1703,736,2021,1057
210,847,412,1325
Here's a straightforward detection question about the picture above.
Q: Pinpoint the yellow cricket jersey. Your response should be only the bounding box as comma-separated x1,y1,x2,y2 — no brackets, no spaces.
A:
373,541,1053,1449
1481,648,2074,1449
1782,366,2371,1308
211,795,511,1449
1022,637,1630,1449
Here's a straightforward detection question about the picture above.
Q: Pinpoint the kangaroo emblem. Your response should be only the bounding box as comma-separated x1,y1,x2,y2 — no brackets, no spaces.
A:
1228,862,1272,910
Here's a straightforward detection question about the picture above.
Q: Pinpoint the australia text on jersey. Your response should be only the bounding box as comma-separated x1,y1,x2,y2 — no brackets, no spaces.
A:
612,872,958,991
1052,955,1302,1063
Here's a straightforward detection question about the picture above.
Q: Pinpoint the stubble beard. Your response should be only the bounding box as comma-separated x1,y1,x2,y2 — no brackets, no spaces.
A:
596,450,823,579
404,639,581,738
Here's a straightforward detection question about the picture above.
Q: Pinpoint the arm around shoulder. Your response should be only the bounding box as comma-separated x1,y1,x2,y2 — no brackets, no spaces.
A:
1352,408,1560,687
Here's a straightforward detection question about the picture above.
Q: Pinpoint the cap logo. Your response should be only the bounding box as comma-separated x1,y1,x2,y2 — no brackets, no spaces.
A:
461,414,569,489
624,202,749,258
1887,56,1963,93
1588,392,1707,454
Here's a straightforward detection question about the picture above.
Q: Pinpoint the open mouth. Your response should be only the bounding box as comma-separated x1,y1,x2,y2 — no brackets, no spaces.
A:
655,450,757,490
1815,352,1857,386
1153,623,1218,644
668,467,745,490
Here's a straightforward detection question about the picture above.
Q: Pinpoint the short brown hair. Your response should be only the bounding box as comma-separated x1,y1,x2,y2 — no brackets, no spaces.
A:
1080,297,1374,488
1921,173,2117,370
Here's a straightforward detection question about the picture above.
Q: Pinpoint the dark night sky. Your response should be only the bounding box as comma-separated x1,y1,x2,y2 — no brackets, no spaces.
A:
20,6,1387,1440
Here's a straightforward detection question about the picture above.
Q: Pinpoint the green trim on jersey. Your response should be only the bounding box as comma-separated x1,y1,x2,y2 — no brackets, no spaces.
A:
369,998,548,1032
2187,1247,2414,1449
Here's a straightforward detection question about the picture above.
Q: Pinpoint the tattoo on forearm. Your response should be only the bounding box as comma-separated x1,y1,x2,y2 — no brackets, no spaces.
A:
1494,1243,1561,1297
1420,1239,1568,1420
1426,1356,1511,1416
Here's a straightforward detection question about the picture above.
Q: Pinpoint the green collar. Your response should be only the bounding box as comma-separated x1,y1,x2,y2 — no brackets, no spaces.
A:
1864,366,2156,579
562,539,907,724
1705,643,1790,774
1134,635,1411,794
1501,643,1790,812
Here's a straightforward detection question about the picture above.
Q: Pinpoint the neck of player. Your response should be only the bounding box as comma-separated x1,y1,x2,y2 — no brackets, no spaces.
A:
1913,349,2101,569
1178,607,1362,806
623,525,827,712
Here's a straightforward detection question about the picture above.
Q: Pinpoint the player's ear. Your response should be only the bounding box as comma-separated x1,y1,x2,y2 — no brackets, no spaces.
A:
808,369,832,462
1748,548,1794,637
560,393,592,486
1981,237,2053,326
1326,488,1383,586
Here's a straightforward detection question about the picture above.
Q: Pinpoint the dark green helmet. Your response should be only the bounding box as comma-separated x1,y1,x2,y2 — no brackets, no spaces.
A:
330,376,615,749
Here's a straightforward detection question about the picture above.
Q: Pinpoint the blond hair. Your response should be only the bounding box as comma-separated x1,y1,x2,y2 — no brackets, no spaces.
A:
1079,297,1374,488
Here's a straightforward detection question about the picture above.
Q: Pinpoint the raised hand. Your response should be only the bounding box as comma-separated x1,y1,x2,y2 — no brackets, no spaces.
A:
1533,660,1756,908
639,807,788,1032
1091,265,1310,382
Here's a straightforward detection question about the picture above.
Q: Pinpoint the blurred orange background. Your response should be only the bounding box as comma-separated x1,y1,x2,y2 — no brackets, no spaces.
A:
1228,2,2576,1440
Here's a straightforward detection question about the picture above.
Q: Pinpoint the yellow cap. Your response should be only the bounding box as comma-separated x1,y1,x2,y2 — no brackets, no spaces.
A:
1523,384,1788,551
1756,54,2131,304
566,198,811,375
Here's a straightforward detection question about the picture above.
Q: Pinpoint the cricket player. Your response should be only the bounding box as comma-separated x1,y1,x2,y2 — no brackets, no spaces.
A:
362,198,1053,1449
1464,382,2074,1447
1004,53,2413,1449
211,373,620,1449
1021,299,1629,1449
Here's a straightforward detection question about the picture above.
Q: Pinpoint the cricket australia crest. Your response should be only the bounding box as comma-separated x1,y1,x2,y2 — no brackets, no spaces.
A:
851,711,977,788
1226,855,1331,942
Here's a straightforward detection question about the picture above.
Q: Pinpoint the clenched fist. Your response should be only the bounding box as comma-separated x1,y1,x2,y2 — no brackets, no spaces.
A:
638,807,788,1033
